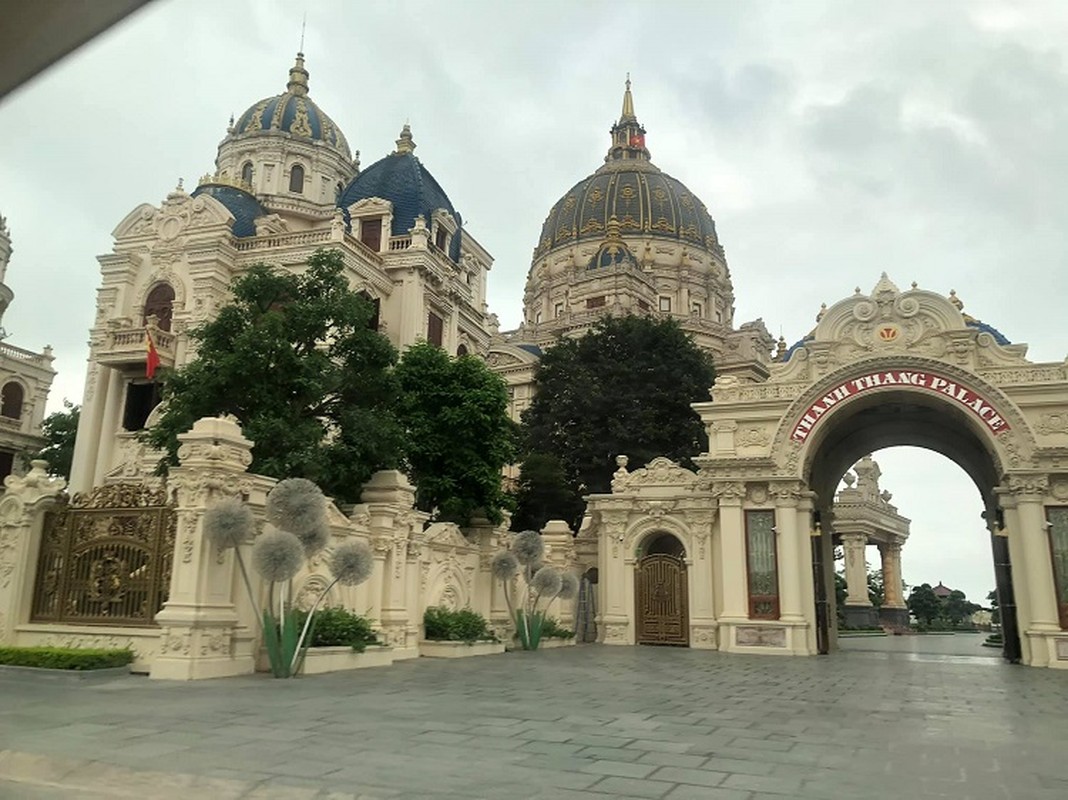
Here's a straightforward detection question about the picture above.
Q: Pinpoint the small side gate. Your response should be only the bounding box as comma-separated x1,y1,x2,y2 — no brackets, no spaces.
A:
30,483,176,626
635,554,689,645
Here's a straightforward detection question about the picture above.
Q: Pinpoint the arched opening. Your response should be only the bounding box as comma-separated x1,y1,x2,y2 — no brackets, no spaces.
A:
356,290,380,331
142,283,175,332
241,161,253,186
0,381,23,419
803,388,1020,662
456,343,469,358
634,531,688,646
289,164,305,194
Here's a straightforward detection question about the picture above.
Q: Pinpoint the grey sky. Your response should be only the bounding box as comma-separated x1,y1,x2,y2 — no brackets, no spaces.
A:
3,0,1066,605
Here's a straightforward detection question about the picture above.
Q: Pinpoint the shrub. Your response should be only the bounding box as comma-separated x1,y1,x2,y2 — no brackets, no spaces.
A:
423,606,494,643
294,607,378,652
0,646,134,671
539,617,575,640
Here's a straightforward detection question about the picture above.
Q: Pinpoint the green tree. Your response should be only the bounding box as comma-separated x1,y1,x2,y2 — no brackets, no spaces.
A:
987,589,1001,625
32,400,80,480
867,567,885,608
143,249,404,503
394,342,517,524
944,589,980,626
519,315,715,527
907,583,943,626
510,452,585,533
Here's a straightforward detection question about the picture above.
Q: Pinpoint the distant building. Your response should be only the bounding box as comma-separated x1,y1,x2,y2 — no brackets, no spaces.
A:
933,582,954,599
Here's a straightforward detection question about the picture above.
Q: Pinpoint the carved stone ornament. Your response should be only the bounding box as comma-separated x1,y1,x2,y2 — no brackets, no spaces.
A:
735,626,786,647
736,426,770,448
1007,473,1050,497
1037,413,1068,436
614,457,698,492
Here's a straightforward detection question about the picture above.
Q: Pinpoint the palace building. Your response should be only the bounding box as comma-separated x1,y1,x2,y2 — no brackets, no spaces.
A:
34,52,1068,672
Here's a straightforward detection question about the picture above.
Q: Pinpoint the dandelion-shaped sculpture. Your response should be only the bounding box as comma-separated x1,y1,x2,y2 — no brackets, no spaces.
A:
492,530,576,651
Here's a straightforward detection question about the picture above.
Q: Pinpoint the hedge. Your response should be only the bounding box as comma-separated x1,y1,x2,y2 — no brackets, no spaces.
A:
0,646,135,671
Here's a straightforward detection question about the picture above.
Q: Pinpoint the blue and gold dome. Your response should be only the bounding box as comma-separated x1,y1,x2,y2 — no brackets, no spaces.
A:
534,80,719,259
337,125,463,262
231,53,351,160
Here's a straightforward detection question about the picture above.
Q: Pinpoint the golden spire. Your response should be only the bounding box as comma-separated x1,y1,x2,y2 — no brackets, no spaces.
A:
395,123,416,155
621,73,636,121
287,52,309,97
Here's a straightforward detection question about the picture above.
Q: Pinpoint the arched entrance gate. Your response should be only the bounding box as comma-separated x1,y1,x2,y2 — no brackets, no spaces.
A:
581,276,1068,668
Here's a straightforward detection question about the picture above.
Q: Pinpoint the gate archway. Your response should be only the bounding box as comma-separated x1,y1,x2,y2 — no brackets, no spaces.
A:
635,533,689,646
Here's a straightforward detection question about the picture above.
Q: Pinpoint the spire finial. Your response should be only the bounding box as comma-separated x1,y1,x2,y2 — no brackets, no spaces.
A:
287,51,309,96
395,123,416,155
621,73,636,121
300,12,306,53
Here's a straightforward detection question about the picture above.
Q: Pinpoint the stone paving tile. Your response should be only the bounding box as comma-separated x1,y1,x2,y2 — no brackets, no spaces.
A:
2,643,1068,798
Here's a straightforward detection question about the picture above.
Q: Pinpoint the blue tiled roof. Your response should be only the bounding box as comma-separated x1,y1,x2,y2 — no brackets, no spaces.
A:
337,152,462,261
517,344,544,357
191,184,266,238
965,319,1011,346
233,93,350,158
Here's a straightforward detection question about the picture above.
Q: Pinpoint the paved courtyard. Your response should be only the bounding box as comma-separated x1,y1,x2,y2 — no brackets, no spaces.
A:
1,640,1067,800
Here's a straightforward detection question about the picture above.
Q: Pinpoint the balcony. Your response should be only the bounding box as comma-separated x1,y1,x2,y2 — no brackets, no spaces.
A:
96,324,176,371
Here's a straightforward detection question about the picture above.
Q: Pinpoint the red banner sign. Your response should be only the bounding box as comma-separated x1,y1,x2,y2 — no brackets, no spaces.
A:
791,370,1009,442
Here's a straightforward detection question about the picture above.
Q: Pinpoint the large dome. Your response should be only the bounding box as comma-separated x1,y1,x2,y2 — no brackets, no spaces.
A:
232,53,351,160
534,164,719,258
534,80,719,260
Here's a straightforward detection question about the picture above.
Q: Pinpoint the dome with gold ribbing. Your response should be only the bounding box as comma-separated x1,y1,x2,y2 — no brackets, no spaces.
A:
533,78,720,260
229,52,351,160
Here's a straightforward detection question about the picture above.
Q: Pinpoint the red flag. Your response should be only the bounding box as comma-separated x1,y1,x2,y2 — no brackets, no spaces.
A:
629,133,645,148
145,329,161,379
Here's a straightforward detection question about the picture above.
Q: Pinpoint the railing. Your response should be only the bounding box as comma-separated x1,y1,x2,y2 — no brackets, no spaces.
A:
97,325,175,368
389,236,412,251
0,416,23,432
0,341,51,366
234,229,333,252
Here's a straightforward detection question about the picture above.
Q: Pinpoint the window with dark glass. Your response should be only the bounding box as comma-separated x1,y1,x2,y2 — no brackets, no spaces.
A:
289,164,305,193
745,509,780,619
1046,507,1068,629
357,291,380,331
0,451,13,482
122,383,161,432
457,343,469,357
427,311,444,348
241,161,253,185
435,226,448,251
586,296,606,309
360,217,382,251
0,382,23,419
143,283,175,331
637,300,650,312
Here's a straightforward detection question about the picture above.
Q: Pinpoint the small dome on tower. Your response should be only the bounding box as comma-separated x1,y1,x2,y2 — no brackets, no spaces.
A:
231,53,351,160
337,125,463,261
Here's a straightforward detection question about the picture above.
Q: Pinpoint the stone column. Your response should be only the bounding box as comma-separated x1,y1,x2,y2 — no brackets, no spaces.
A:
1011,480,1061,633
684,508,717,649
840,531,877,629
541,519,577,628
0,461,67,645
361,470,421,658
598,510,631,644
773,488,804,623
716,486,748,622
878,541,908,628
151,416,255,680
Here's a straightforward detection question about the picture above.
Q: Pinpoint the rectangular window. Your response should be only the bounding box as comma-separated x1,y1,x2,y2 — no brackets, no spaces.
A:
692,303,702,317
427,311,444,348
554,303,564,318
586,296,606,309
745,509,780,620
637,300,650,312
360,217,382,251
123,382,161,432
0,451,13,482
715,310,722,322
659,296,671,312
1046,507,1068,629
435,227,448,251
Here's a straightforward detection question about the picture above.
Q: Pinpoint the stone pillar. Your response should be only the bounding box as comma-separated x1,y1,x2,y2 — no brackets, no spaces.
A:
598,510,631,644
840,531,877,629
878,541,909,628
1009,479,1061,645
716,487,748,622
361,470,422,659
0,461,67,645
773,489,803,623
684,508,717,649
541,519,578,627
151,416,255,680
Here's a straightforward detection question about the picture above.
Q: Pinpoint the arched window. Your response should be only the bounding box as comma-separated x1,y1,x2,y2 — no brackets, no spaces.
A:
142,283,176,332
357,291,380,331
289,164,305,193
241,161,253,186
1,382,23,419
457,344,469,357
